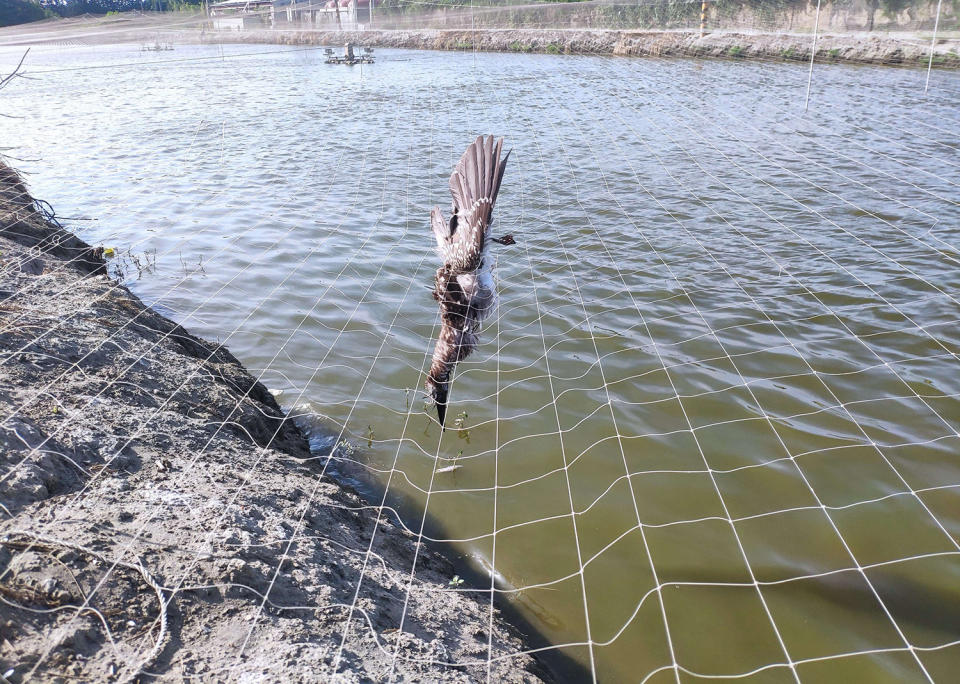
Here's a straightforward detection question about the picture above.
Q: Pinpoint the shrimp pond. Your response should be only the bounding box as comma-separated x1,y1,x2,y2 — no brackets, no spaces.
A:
5,42,960,681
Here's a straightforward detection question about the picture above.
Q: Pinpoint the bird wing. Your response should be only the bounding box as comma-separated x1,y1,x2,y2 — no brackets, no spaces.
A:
430,206,450,261
437,135,511,272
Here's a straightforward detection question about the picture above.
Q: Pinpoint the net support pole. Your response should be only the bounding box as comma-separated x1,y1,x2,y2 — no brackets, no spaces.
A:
804,0,822,112
700,0,708,38
925,0,943,93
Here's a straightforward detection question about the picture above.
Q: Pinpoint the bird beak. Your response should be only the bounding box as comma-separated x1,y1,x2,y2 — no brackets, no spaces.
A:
435,401,447,430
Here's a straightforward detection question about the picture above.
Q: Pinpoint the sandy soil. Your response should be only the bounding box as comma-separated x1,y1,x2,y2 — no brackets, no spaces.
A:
0,163,547,682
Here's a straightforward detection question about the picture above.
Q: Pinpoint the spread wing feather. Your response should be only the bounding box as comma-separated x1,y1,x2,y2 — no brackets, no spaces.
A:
432,135,511,272
430,206,448,257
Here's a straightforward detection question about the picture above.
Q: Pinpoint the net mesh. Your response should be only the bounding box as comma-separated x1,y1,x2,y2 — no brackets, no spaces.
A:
1,13,960,683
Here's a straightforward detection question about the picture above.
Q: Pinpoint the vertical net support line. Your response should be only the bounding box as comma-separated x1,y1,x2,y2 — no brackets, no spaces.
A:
238,250,433,663
0,77,399,489
17,160,401,681
0,140,358,493
604,52,960,258
0,115,212,301
484,132,527,680
13,90,405,677
532,61,803,682
145,101,428,662
329,304,444,673
329,100,451,675
925,0,943,94
558,61,955,679
611,62,960,436
572,49,960,538
0,134,351,426
524,121,685,681
486,58,676,679
232,85,444,663
518,153,598,683
387,340,467,677
485,250,502,684
614,55,960,313
804,0,822,112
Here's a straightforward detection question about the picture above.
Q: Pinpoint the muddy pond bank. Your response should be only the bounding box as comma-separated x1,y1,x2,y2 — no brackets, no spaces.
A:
0,163,549,682
227,28,960,68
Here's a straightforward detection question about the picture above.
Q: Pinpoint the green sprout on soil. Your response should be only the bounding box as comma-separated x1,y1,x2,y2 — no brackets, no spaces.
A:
728,45,744,59
828,48,840,60
546,43,561,55
449,575,465,588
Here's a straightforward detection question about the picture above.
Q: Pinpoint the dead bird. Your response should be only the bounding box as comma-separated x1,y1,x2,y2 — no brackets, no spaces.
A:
426,135,511,428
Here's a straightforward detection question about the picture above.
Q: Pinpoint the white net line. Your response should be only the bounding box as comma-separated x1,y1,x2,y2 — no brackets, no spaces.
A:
2,39,960,683
550,56,943,677
4,82,427,677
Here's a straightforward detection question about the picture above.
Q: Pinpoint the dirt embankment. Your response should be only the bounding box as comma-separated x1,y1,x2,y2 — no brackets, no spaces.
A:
0,164,546,682
228,27,960,68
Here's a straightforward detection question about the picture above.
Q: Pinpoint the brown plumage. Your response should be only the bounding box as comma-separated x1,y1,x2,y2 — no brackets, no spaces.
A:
426,135,511,427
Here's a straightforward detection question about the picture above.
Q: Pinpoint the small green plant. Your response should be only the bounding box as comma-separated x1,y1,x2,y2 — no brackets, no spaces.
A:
546,43,561,55
781,47,796,61
449,575,465,587
453,411,471,440
365,425,375,448
453,41,473,50
827,48,840,61
728,45,744,59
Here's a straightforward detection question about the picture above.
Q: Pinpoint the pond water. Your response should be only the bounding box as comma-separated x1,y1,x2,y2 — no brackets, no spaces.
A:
4,42,960,681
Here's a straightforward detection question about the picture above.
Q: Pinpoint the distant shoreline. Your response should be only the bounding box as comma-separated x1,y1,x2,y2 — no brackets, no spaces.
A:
223,27,960,69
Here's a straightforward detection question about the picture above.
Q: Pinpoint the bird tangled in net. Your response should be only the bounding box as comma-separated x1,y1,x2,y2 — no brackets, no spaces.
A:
425,135,512,427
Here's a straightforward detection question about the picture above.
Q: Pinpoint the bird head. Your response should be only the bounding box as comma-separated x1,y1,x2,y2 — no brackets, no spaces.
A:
425,376,449,428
